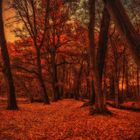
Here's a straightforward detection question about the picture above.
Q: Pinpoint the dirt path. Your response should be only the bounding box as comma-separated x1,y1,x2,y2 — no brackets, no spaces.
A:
0,99,140,140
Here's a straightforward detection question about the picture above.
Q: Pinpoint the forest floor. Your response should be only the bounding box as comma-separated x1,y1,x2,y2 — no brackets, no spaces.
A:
0,98,140,140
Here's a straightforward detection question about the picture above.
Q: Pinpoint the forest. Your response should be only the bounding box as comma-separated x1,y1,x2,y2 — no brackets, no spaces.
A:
0,0,140,139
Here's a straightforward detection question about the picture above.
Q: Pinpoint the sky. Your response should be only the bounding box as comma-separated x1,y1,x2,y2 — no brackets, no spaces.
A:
3,0,17,42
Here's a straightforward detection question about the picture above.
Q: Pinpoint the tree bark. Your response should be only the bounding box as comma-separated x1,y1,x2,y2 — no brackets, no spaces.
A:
74,64,83,100
51,52,60,101
87,54,95,103
88,0,100,108
0,0,18,110
90,80,95,103
110,76,115,99
121,49,126,102
88,0,110,112
96,6,110,109
110,37,120,107
36,49,50,104
125,59,129,98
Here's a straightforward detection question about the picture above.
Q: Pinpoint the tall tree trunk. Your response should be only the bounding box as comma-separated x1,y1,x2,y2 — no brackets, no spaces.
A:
51,52,60,101
90,79,95,103
87,55,95,104
121,49,125,103
110,37,119,107
88,0,100,108
110,76,115,99
96,6,110,110
125,59,129,98
88,0,110,112
60,57,66,98
74,64,83,100
104,0,140,67
36,49,50,104
114,71,119,107
0,0,18,110
86,57,95,105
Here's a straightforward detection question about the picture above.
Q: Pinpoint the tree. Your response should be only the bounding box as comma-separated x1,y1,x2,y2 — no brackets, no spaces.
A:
0,0,18,110
103,0,140,67
45,0,70,101
88,0,111,113
88,0,103,112
13,0,50,104
96,6,110,110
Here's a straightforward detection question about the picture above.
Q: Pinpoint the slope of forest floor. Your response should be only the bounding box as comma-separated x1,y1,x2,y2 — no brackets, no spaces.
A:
0,99,140,140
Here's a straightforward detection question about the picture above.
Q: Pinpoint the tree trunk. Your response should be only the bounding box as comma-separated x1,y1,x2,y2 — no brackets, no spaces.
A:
88,0,100,108
87,55,95,104
110,37,120,107
36,49,50,104
110,76,115,99
114,73,119,107
88,0,110,112
60,57,66,98
51,52,60,101
104,0,140,67
125,59,129,98
74,64,83,100
96,6,110,110
0,0,18,110
121,50,125,103
89,79,95,104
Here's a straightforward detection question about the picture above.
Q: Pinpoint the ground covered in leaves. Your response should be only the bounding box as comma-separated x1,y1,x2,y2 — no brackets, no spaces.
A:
0,99,140,140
